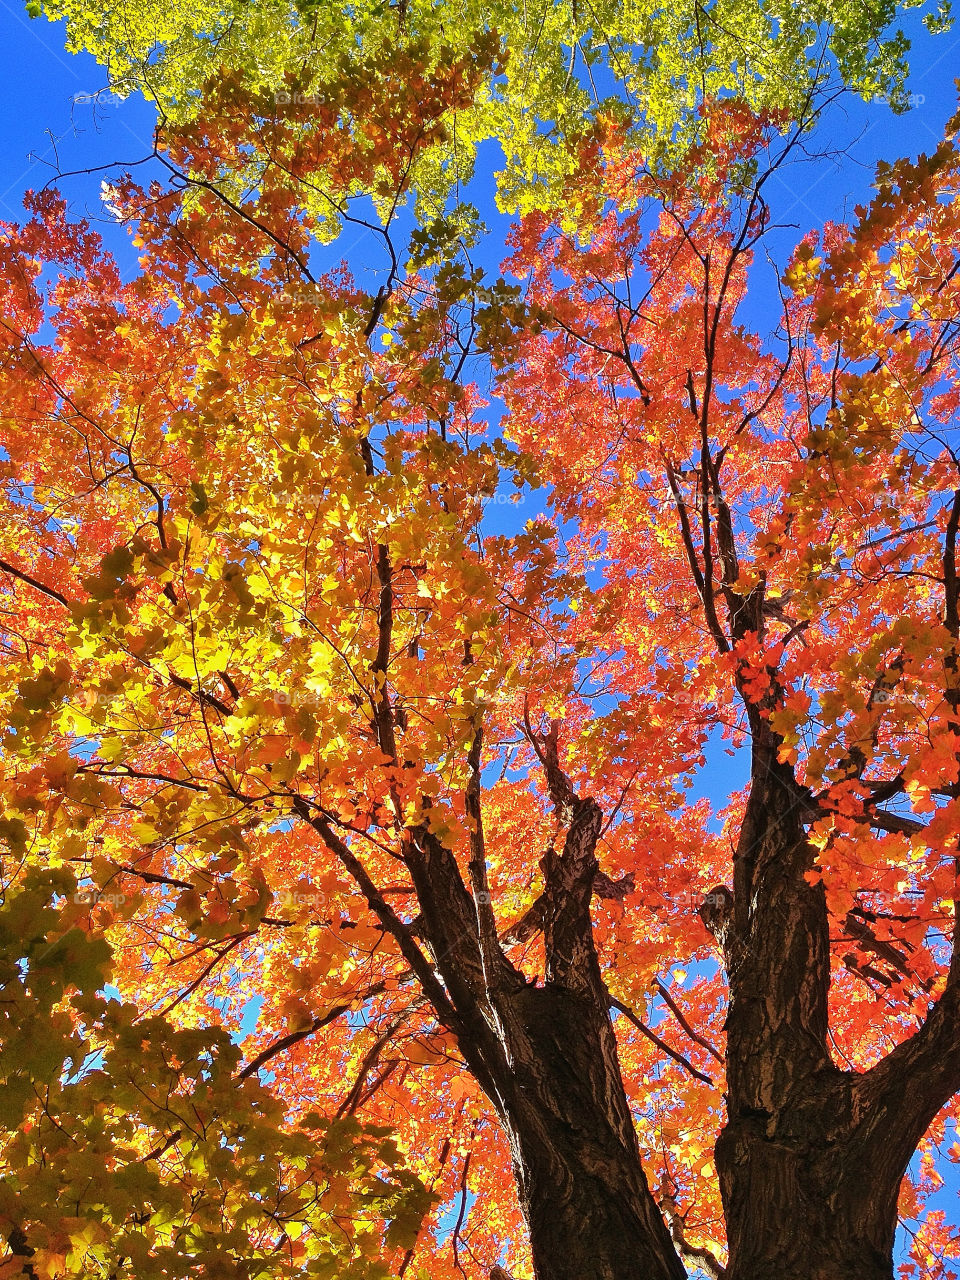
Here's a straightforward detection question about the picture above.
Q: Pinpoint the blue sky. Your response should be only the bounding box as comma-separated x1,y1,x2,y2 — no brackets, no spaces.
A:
0,5,155,230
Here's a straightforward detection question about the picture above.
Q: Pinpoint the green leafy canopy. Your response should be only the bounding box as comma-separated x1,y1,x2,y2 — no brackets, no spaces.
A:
31,0,954,211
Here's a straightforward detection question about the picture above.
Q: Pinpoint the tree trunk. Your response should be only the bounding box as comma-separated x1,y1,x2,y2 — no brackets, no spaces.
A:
718,1082,900,1280
708,728,960,1280
404,750,687,1280
495,983,686,1280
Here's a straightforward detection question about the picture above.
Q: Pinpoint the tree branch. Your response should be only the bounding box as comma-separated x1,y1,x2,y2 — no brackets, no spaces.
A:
655,981,724,1065
660,1194,727,1280
609,996,715,1087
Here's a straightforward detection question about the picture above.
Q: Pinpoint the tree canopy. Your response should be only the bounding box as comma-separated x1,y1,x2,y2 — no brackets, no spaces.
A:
3,1,960,1278
32,0,955,206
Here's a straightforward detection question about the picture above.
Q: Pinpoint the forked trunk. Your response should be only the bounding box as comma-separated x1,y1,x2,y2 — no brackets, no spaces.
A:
402,724,960,1280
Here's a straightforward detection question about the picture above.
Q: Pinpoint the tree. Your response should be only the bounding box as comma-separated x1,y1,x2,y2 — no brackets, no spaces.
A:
499,103,960,1277
3,13,960,1280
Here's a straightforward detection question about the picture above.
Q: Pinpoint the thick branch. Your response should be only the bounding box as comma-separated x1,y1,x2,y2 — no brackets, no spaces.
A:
291,799,463,1037
500,868,635,948
854,960,960,1177
0,557,71,606
240,992,385,1080
465,725,508,982
524,717,605,994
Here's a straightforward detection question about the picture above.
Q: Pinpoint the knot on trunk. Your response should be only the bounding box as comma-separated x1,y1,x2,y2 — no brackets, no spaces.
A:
699,884,734,955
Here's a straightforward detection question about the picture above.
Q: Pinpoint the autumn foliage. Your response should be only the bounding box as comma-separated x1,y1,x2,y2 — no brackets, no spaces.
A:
3,4,960,1279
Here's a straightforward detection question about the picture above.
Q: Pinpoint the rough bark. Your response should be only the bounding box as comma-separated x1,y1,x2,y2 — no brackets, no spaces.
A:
493,982,686,1280
404,729,686,1280
703,721,960,1280
710,731,840,1279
